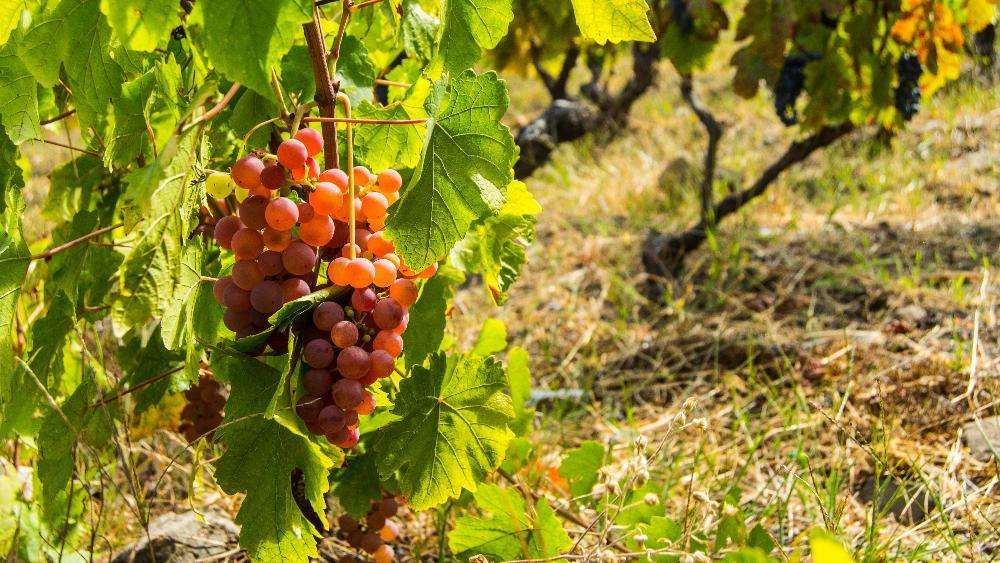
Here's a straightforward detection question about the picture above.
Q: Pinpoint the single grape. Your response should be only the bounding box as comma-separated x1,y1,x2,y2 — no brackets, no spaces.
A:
313,302,346,331
281,278,311,302
331,321,359,348
257,250,284,277
352,166,373,187
260,164,286,191
337,346,370,380
231,156,265,188
294,127,323,156
365,511,386,532
360,532,382,554
299,215,335,247
332,378,364,410
379,497,398,517
239,195,270,231
378,521,398,542
231,228,264,259
262,227,291,252
393,312,409,334
213,276,233,304
213,215,244,249
336,426,360,449
341,243,362,259
233,186,250,203
356,391,375,415
367,216,386,232
366,232,394,257
223,283,252,312
277,139,309,169
345,258,375,288
382,253,401,268
376,169,402,193
303,369,334,396
296,395,324,425
301,337,333,368
352,288,378,313
265,197,299,231
372,298,403,330
338,514,360,533
232,260,265,290
317,405,347,434
345,528,365,549
327,257,351,286
354,228,372,250
223,308,253,332
372,544,393,563
373,331,403,357
297,202,316,223
368,350,395,380
319,168,350,190
343,408,359,427
206,171,235,199
282,241,317,276
372,259,398,288
250,280,283,314
361,192,389,221
309,182,344,215
388,279,417,308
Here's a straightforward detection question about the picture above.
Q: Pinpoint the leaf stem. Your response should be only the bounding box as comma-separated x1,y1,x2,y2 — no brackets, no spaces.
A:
180,82,242,134
33,138,101,158
350,0,385,11
270,68,291,121
374,78,411,88
30,223,123,261
40,109,77,125
90,366,184,408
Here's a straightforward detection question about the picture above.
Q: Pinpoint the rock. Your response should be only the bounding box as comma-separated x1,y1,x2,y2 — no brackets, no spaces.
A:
856,474,935,524
963,416,1000,461
111,509,240,563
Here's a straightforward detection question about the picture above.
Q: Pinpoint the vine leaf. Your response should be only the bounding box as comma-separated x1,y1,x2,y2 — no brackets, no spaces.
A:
104,69,157,168
374,353,514,510
453,180,539,305
439,0,512,73
197,0,313,97
331,452,383,518
0,167,28,432
569,0,656,44
335,35,377,106
62,0,125,137
353,79,430,171
0,44,40,144
449,484,571,560
558,440,605,498
99,0,179,52
0,0,21,46
119,327,185,414
213,349,339,562
402,2,440,63
402,265,464,368
730,0,794,98
386,70,516,271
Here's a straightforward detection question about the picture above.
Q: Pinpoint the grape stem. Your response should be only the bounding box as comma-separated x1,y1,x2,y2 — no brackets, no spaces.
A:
30,223,124,261
374,78,411,88
270,68,291,122
179,82,242,134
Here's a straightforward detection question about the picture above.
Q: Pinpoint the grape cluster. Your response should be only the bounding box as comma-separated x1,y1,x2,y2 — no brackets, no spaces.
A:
336,496,401,563
178,376,226,443
773,53,820,126
894,53,922,121
207,128,435,449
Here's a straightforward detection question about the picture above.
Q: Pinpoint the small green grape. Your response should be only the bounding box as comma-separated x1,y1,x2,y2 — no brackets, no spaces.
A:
233,186,250,203
206,172,235,199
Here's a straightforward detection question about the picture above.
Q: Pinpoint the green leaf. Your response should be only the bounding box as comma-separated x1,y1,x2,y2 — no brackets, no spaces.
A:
402,2,439,62
0,124,21,211
104,69,157,168
199,0,312,96
46,211,99,306
559,440,604,498
747,523,776,554
332,452,383,518
808,528,854,563
0,0,23,46
569,0,655,44
641,516,683,559
14,4,67,87
159,240,209,349
374,353,514,510
505,346,531,416
403,265,463,368
100,0,179,51
336,35,376,106
472,318,507,357
386,70,515,270
0,43,40,144
213,349,339,561
27,291,76,387
353,80,429,171
42,155,107,221
449,484,571,560
119,327,185,413
279,45,315,105
730,0,794,98
0,169,28,427
229,89,278,149
62,0,125,136
438,0,512,73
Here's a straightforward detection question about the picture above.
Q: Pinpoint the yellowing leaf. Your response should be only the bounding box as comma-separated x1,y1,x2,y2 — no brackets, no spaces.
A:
965,0,997,32
809,529,855,563
570,0,656,44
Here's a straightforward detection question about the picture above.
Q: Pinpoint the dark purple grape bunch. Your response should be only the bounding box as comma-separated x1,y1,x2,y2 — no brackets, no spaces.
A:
178,375,226,443
895,53,923,121
336,495,401,562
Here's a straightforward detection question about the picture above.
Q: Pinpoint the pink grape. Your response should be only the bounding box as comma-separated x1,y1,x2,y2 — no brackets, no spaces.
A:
372,298,403,330
257,251,285,277
213,215,244,249
265,197,298,231
303,338,335,368
368,350,395,379
223,283,252,312
223,308,253,332
303,369,333,396
313,302,346,331
232,156,265,188
377,169,402,193
294,128,323,156
281,278,311,302
282,241,316,276
213,276,233,304
331,321,359,348
373,330,403,357
239,196,270,231
277,139,308,169
260,164,286,191
332,378,364,410
319,168,349,190
318,406,347,434
232,260,265,290
337,346,369,380
351,288,378,313
250,280,283,314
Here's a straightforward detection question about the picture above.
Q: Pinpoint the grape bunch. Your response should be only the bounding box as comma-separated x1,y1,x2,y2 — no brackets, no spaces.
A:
335,495,401,563
773,52,821,126
178,375,226,443
207,127,435,449
894,53,922,121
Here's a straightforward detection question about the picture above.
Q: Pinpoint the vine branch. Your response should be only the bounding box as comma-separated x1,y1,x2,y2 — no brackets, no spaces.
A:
40,109,77,125
303,6,340,168
179,82,242,134
679,74,724,225
30,223,123,261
